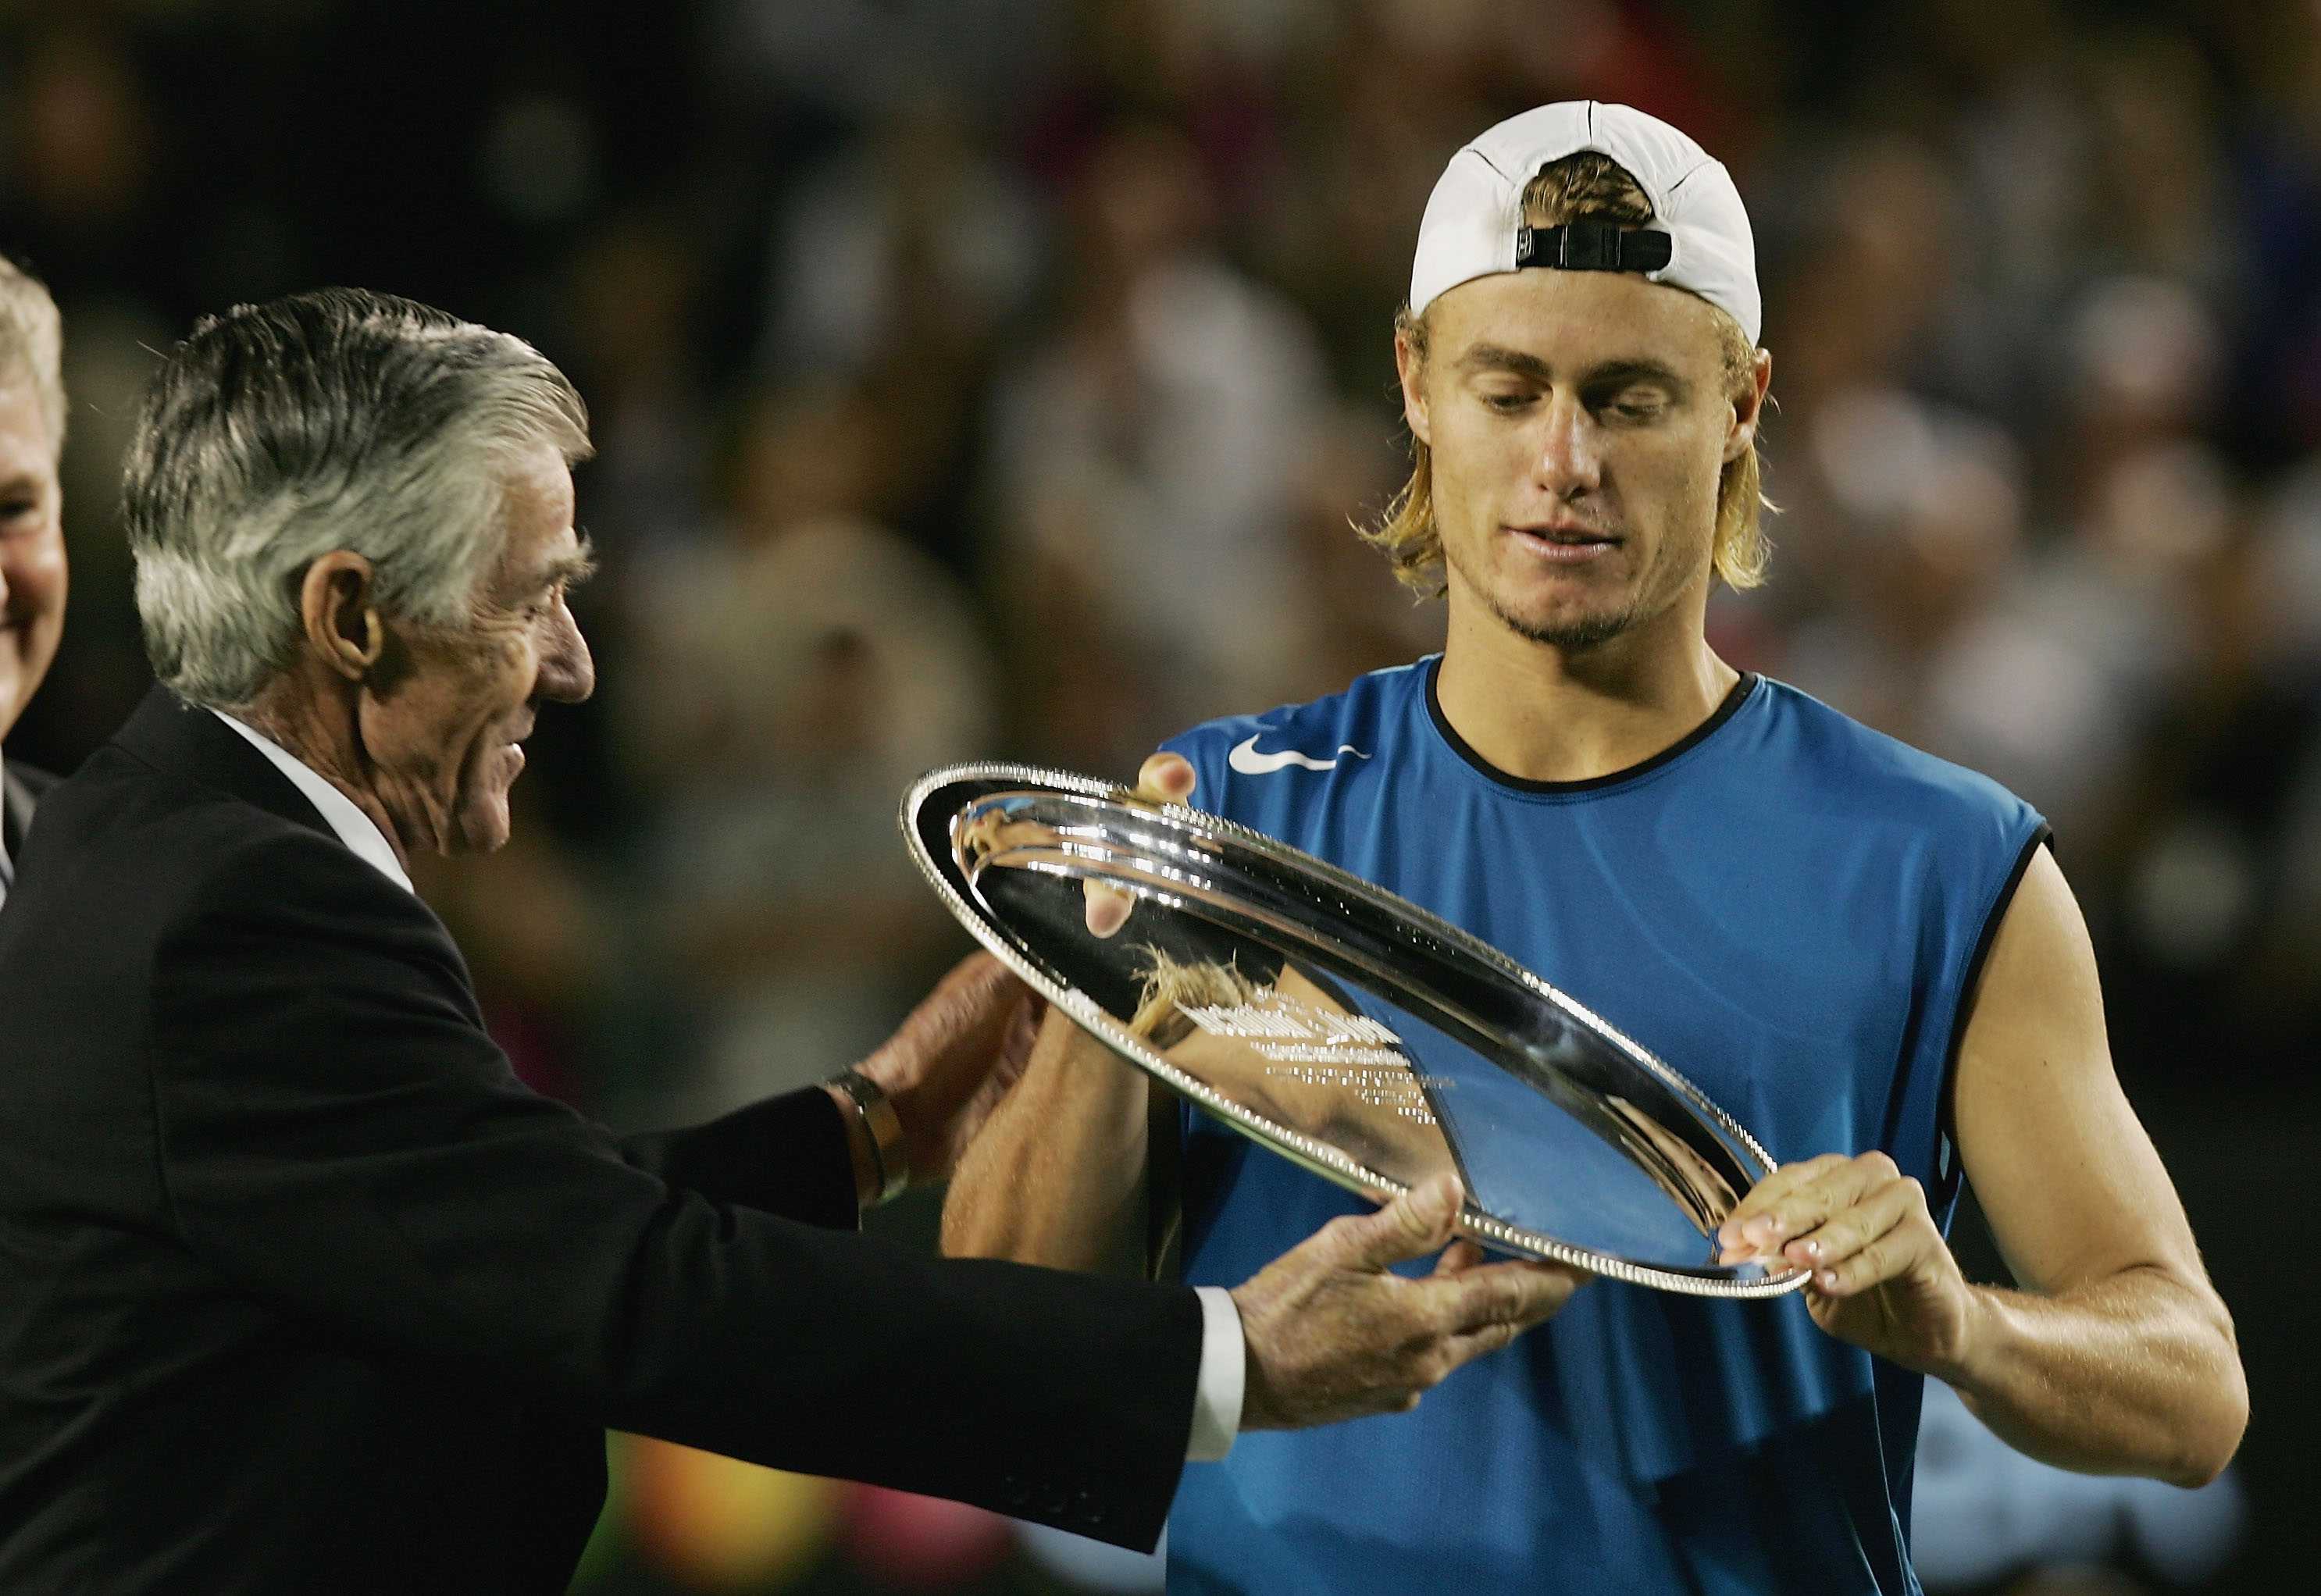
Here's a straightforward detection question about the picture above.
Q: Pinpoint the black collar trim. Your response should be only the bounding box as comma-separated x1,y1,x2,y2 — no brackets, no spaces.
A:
1423,657,1758,795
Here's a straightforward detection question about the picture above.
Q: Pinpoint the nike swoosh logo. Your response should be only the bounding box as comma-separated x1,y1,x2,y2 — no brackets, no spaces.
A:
1228,735,1372,775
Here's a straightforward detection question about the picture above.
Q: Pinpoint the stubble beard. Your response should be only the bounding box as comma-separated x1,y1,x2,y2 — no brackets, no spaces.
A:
1489,594,1641,651
1443,536,1648,653
1445,511,1720,654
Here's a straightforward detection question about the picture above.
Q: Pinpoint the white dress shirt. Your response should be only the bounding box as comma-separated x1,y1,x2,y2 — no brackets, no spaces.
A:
207,711,1244,1459
1186,1284,1246,1461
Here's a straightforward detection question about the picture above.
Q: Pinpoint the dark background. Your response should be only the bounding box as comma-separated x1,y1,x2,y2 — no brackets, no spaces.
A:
4,1,2314,1591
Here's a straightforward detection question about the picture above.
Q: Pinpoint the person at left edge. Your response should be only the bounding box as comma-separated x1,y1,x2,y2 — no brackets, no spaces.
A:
0,288,1578,1594
0,255,67,907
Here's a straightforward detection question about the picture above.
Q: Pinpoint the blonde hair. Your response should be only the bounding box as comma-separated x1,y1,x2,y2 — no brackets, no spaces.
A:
1364,151,1770,595
0,255,66,460
1130,949,1266,1048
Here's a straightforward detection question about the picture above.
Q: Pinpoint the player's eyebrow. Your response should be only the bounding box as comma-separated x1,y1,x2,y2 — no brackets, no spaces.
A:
1456,344,1556,383
1453,346,1692,401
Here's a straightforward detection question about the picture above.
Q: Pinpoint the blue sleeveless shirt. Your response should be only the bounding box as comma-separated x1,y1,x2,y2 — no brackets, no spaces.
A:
1160,660,2048,1596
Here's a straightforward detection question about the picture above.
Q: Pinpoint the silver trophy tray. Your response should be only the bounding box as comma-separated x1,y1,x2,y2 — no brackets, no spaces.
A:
903,763,1807,1299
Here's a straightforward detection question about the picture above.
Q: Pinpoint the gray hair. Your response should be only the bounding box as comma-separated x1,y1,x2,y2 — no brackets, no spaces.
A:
0,255,66,460
126,288,592,709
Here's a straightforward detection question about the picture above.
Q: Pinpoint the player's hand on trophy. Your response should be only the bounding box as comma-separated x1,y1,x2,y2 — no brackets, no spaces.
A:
1713,1151,1977,1377
853,953,1045,1185
1232,1174,1588,1429
1084,752,1196,938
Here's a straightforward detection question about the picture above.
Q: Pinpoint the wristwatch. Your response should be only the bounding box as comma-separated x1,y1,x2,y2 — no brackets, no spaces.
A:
831,1067,910,1207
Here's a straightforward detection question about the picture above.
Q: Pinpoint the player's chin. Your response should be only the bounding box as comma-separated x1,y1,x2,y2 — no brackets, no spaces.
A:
1497,590,1631,647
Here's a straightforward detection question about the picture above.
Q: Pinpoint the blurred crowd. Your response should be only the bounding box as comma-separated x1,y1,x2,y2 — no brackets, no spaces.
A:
3,0,2313,1591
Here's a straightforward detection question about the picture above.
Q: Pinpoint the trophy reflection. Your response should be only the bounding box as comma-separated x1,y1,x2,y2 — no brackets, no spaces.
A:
1126,951,1458,1191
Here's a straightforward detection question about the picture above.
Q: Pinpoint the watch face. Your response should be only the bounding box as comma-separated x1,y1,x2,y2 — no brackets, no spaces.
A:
902,764,1807,1299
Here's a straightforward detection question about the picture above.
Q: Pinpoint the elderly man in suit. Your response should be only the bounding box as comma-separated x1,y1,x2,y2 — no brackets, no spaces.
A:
0,288,1574,1593
0,257,66,907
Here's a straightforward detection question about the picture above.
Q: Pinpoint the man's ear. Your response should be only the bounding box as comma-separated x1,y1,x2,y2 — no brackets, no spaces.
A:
298,552,384,682
1724,346,1774,463
1395,323,1432,448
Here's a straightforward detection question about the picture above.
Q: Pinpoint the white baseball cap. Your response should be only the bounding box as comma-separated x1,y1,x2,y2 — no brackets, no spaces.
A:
1408,100,1761,345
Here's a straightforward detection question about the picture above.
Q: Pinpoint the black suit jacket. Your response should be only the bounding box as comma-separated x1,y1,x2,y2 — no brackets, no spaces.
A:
0,690,1203,1592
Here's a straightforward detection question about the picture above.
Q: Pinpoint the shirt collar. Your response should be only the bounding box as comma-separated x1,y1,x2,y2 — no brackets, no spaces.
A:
209,711,415,896
0,749,13,896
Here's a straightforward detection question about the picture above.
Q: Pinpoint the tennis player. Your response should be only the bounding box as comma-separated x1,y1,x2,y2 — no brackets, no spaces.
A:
945,102,2246,1594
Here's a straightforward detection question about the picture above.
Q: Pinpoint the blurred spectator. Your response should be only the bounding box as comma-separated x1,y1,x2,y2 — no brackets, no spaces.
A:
616,440,999,1116
1913,1379,2247,1593
711,0,1062,130
1779,387,2137,842
985,121,1328,770
758,95,1043,389
558,208,718,555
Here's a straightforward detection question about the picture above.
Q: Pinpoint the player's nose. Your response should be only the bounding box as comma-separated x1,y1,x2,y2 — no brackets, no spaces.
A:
1531,394,1603,498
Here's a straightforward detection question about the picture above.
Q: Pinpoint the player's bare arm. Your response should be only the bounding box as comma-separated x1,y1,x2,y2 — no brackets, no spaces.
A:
1717,846,2247,1486
940,753,1196,1272
940,994,1155,1272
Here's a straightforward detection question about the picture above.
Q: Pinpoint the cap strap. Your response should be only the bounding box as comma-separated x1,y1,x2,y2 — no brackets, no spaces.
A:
1515,221,1673,274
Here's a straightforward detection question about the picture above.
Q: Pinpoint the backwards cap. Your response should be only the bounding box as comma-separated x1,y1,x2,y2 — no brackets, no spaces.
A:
1409,101,1760,345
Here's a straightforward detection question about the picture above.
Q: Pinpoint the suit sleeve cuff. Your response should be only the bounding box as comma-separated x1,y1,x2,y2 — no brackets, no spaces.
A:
1185,1286,1244,1462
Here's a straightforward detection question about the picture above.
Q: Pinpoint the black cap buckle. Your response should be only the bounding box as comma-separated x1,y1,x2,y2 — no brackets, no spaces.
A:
1516,222,1673,275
